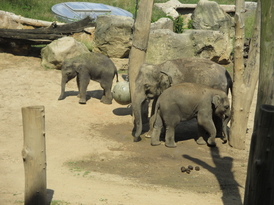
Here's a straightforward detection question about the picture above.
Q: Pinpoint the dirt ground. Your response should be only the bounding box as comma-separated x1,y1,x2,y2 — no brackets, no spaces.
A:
0,52,256,205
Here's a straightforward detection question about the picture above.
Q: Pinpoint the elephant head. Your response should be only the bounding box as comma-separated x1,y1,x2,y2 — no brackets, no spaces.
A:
58,59,81,100
132,66,172,142
212,93,231,143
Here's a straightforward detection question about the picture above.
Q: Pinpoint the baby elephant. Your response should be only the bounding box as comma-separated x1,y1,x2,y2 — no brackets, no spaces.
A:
150,83,231,148
58,52,118,104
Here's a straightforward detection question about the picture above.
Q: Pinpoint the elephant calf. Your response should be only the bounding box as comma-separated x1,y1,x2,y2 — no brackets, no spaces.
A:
58,52,118,104
150,83,231,148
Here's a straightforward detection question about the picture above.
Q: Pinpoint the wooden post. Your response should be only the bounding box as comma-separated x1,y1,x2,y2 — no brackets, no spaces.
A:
244,104,274,205
229,0,246,150
128,0,154,102
22,106,47,205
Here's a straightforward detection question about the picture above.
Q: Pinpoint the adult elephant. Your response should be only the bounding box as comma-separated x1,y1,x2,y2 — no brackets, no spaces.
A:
132,57,232,142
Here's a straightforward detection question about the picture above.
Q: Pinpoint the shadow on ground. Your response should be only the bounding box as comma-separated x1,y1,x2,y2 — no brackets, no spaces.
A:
66,121,243,205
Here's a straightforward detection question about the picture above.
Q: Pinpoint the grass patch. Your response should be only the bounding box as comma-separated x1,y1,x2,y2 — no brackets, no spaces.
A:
245,12,256,38
51,200,70,205
1,0,238,23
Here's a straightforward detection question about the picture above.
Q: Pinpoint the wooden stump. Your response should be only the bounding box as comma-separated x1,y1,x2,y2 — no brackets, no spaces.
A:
244,104,274,205
22,106,47,205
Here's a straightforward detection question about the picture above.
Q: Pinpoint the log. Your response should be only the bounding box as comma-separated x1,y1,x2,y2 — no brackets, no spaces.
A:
244,104,274,205
0,10,64,27
22,106,47,205
0,16,96,44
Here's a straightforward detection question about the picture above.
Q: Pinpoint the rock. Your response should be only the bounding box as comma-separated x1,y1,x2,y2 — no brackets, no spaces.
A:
146,29,194,65
72,27,95,51
154,0,183,19
191,0,234,64
92,15,134,58
186,29,232,64
150,18,173,31
41,36,90,70
146,29,231,65
0,11,23,29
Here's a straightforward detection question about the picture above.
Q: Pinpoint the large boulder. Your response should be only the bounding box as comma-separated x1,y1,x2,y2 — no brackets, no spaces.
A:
146,29,231,65
146,29,193,65
150,18,173,31
41,37,90,69
191,0,235,63
0,11,23,29
92,15,134,58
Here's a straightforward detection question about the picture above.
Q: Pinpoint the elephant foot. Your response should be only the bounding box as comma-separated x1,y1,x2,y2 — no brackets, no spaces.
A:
165,140,177,148
58,95,65,100
145,130,152,138
100,96,112,104
196,137,207,145
79,98,86,104
151,140,161,146
165,142,177,148
207,138,216,147
216,135,227,144
134,136,142,142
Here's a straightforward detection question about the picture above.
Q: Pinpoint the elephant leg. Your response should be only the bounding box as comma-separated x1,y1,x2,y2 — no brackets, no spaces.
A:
165,125,177,148
145,114,155,138
100,81,113,104
151,113,163,146
196,125,207,145
78,77,89,104
145,98,158,138
197,115,216,147
141,100,149,124
213,115,223,138
76,76,80,98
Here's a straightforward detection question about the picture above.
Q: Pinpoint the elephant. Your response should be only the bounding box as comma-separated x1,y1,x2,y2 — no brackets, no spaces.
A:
150,83,231,148
132,57,232,142
58,52,118,104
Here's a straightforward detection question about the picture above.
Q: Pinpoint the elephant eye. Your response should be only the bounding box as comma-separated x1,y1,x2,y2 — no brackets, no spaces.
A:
224,105,229,109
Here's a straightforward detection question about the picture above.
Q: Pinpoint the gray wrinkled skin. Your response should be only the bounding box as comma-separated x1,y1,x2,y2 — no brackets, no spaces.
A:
150,83,231,148
132,58,232,142
58,53,118,104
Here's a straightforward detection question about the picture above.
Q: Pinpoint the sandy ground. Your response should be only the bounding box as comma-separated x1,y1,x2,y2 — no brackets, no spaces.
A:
0,53,256,205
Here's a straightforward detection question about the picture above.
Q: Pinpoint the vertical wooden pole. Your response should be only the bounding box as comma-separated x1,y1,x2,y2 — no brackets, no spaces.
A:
229,0,261,150
244,105,274,205
128,0,154,102
229,0,246,149
22,106,47,205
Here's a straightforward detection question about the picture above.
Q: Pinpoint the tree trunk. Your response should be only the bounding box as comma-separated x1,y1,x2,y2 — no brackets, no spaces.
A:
244,105,274,205
244,0,274,204
229,0,260,149
22,106,47,205
128,0,154,103
254,0,274,118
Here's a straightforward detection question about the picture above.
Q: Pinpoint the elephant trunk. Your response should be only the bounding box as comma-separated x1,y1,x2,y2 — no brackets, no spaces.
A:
132,92,147,142
58,75,67,100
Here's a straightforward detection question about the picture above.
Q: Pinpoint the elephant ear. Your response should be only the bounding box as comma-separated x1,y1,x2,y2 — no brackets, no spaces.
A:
212,94,221,108
73,62,82,73
159,71,173,89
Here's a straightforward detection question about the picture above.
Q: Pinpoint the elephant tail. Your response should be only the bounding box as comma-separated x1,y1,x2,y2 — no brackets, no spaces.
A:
115,70,119,82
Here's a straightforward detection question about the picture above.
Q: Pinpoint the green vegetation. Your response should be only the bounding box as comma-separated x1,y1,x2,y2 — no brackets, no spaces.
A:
245,13,256,38
50,200,70,205
1,0,239,23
